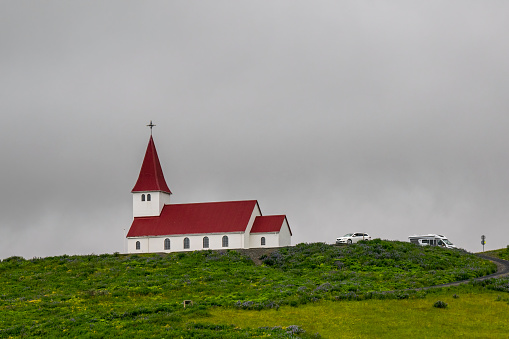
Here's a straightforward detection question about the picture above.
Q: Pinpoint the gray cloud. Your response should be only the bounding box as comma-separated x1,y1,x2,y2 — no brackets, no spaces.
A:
1,1,509,258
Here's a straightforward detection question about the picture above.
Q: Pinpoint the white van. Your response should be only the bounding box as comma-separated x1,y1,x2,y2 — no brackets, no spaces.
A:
408,234,456,249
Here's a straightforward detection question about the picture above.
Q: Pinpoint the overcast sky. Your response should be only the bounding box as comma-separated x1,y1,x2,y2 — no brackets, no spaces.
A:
1,1,509,259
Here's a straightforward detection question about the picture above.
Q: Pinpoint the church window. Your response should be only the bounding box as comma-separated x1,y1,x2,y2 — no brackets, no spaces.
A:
147,194,151,201
203,237,209,248
184,237,190,249
261,237,266,246
141,194,145,201
222,235,229,248
164,238,170,250
136,241,140,250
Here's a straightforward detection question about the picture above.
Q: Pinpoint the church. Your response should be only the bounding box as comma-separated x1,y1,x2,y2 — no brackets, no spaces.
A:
126,128,292,253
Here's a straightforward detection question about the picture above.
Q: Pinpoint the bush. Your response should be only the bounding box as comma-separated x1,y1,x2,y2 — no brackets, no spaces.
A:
2,256,25,263
286,325,305,334
433,300,448,308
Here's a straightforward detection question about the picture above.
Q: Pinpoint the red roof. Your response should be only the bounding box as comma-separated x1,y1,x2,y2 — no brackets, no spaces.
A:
251,215,292,235
127,200,259,237
132,135,172,194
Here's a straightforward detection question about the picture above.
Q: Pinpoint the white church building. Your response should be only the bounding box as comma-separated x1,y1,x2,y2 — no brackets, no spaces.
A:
126,131,292,253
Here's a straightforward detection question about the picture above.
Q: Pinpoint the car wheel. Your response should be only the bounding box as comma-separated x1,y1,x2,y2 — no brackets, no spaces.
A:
347,239,352,245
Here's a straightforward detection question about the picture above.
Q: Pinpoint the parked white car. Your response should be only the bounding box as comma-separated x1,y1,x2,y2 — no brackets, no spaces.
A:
336,233,371,245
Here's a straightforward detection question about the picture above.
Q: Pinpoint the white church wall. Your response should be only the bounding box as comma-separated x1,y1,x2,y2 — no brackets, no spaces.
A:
132,191,171,217
249,233,280,248
243,205,262,248
127,233,246,254
278,218,292,247
205,233,244,250
127,237,150,253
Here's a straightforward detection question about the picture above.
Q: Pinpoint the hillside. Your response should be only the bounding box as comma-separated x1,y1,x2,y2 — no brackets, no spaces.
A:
483,246,509,261
0,240,501,338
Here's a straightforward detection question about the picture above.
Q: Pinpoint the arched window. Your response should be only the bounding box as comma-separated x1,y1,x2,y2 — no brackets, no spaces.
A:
203,237,209,248
136,241,141,250
222,235,229,248
183,237,190,249
141,194,146,201
147,194,151,201
164,238,170,250
261,237,266,246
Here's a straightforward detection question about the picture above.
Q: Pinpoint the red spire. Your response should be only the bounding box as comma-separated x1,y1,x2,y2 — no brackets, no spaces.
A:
132,136,172,194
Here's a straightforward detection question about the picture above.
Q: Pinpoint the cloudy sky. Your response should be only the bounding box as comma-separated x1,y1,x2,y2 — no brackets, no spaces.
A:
1,1,508,259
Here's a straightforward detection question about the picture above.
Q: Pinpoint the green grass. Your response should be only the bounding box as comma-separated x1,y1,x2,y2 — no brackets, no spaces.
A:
484,246,509,260
0,241,505,338
207,287,509,338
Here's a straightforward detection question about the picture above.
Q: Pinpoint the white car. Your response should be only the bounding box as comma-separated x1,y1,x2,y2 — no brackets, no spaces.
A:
336,233,371,245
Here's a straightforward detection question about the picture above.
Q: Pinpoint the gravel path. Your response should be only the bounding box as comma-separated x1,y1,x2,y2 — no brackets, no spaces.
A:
472,254,509,279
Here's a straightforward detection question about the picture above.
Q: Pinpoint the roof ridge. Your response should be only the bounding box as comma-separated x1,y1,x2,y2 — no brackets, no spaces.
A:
165,199,258,206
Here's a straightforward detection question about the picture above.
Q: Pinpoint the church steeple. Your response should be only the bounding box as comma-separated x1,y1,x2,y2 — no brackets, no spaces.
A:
132,135,172,194
132,126,172,218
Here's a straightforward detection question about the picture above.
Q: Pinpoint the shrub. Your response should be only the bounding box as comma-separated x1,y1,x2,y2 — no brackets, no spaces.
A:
2,256,25,263
433,300,448,308
286,325,305,334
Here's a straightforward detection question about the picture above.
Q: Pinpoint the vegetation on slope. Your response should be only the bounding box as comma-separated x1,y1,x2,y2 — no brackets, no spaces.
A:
260,240,496,295
0,241,499,338
207,287,509,338
483,245,509,261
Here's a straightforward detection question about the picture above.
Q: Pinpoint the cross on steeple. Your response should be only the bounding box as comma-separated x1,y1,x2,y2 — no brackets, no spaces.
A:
147,120,156,135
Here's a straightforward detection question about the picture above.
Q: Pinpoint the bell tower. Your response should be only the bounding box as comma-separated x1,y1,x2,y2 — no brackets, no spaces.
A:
131,122,172,217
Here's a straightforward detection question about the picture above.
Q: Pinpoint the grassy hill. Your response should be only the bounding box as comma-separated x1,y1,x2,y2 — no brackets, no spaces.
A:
0,240,506,338
483,246,509,260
